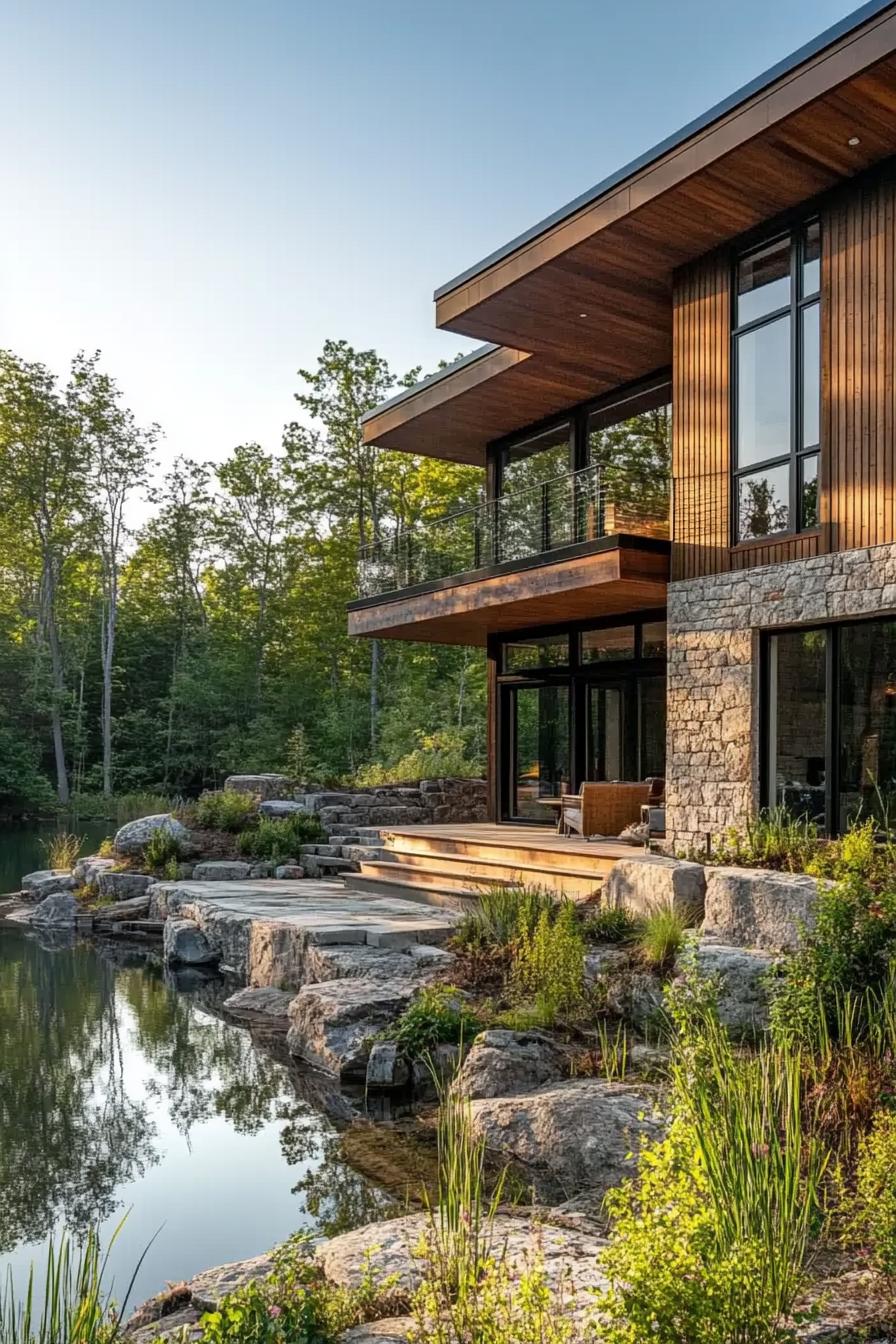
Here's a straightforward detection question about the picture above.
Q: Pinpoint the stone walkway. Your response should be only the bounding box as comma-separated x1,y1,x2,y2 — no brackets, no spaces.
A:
154,878,460,949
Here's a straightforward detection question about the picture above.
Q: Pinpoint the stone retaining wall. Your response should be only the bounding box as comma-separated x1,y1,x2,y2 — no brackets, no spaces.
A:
298,777,487,832
666,542,896,847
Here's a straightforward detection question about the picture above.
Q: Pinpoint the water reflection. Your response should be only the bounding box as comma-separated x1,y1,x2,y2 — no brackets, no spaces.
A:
0,928,396,1307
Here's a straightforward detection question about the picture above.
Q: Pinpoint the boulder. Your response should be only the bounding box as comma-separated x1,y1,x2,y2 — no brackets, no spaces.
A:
96,871,154,902
191,861,252,882
259,800,305,818
223,774,291,801
248,861,275,878
98,893,152,921
365,1041,411,1090
222,986,294,1026
73,856,117,886
163,917,218,966
21,870,75,899
468,1078,664,1200
29,892,78,926
703,866,826,952
339,1321,413,1344
187,1252,277,1312
317,1212,608,1312
286,977,419,1079
275,864,304,879
684,941,777,1039
602,855,706,920
452,1029,568,1100
603,967,666,1030
127,1306,201,1344
114,814,190,858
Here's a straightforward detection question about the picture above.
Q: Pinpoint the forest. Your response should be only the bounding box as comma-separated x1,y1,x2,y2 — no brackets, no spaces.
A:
0,340,486,812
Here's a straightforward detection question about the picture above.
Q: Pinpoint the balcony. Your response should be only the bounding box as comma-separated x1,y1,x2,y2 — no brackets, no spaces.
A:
349,463,671,645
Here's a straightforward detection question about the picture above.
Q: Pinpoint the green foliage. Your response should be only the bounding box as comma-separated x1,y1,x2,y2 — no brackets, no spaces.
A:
805,818,884,882
581,905,640,945
39,832,84,872
350,730,482,787
769,872,896,1050
637,906,692,972
68,792,180,823
236,813,324,862
195,1233,399,1344
848,1106,896,1277
281,726,319,786
454,885,556,951
706,806,820,873
512,903,587,1027
386,986,481,1060
143,826,183,874
193,789,259,832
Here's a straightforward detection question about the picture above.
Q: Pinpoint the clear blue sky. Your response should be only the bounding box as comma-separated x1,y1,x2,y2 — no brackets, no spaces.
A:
0,0,856,482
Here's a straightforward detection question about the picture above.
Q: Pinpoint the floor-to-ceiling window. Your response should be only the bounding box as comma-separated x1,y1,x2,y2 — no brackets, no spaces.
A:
765,617,896,832
497,614,666,822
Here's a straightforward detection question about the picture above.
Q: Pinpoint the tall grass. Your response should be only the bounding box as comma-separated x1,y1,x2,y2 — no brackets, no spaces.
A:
39,832,84,872
0,1224,150,1344
637,906,693,971
710,806,819,872
454,884,555,950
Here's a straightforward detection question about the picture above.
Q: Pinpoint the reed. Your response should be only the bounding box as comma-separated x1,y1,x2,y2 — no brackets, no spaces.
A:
39,832,84,872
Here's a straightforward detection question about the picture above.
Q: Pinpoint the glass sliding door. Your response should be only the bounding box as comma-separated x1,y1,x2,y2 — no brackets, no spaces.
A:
508,683,570,821
838,619,896,830
766,629,827,825
589,683,628,781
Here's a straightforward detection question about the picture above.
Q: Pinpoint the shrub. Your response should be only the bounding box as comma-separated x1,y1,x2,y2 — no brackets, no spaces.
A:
512,902,586,1026
769,872,896,1050
806,818,884,883
386,986,481,1060
707,806,819,873
143,827,183,874
97,837,115,858
40,831,84,871
454,884,556,951
637,907,692,972
236,813,324,862
581,906,640,945
194,788,260,832
848,1106,896,1277
351,730,482,788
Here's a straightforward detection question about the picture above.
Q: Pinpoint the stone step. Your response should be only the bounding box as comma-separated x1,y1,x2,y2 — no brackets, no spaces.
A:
302,855,356,878
340,844,390,863
299,843,344,857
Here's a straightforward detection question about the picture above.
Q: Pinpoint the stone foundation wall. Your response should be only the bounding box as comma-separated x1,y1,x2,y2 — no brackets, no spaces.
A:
666,542,896,847
299,777,488,833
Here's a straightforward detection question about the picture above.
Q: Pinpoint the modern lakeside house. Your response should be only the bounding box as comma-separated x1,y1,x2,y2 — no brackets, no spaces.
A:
347,0,896,870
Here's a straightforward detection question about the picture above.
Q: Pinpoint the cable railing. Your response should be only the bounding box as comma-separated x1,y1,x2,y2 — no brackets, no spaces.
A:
357,462,669,599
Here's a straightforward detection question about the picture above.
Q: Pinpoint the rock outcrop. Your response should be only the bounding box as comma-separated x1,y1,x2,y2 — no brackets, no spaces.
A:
223,774,291,800
703,866,825,952
21,870,76,900
286,977,418,1079
163,918,218,966
29,892,78,925
96,871,155,902
602,855,706,920
468,1078,664,1200
222,986,294,1025
192,861,252,882
452,1029,568,1100
685,940,777,1038
114,814,190,858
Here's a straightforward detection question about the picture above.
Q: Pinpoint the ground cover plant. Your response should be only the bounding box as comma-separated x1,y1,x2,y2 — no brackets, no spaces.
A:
702,806,821,872
236,813,324,862
385,985,481,1061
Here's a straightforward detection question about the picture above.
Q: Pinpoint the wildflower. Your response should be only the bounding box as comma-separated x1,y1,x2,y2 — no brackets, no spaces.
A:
268,1304,282,1319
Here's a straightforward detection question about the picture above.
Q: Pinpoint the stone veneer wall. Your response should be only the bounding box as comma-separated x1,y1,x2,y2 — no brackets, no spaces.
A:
299,777,488,832
666,542,896,847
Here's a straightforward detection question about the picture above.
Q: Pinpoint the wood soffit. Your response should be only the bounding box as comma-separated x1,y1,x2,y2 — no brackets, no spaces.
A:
362,3,896,465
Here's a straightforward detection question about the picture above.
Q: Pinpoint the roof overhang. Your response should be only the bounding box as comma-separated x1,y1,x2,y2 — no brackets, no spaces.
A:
362,0,896,465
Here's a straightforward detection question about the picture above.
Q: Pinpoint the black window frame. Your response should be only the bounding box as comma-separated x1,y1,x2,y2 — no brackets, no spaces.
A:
731,219,821,545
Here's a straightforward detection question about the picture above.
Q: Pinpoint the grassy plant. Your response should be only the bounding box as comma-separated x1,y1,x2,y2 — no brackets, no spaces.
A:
708,806,819,873
512,902,586,1027
193,789,260,832
454,884,556,951
236,813,323,862
142,826,183,874
39,832,84,872
0,1224,150,1344
67,792,179,824
637,906,692,972
386,986,481,1060
594,1018,629,1081
97,837,115,858
581,905,640,945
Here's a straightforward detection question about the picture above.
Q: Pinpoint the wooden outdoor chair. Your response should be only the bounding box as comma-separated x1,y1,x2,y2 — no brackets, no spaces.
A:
559,781,652,838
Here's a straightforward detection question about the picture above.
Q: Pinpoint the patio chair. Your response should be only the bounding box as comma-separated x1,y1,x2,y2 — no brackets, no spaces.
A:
559,781,652,838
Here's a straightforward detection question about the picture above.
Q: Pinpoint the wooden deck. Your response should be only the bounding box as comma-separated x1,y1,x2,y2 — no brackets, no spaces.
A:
343,822,645,906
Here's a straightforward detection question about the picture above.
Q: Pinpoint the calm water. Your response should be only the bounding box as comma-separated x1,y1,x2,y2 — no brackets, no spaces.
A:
0,820,111,894
0,924,395,1314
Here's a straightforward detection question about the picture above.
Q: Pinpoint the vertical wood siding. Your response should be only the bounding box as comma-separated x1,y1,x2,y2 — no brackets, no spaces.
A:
671,162,896,580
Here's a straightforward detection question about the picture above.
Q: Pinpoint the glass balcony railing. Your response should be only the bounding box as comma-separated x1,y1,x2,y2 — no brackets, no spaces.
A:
357,463,669,600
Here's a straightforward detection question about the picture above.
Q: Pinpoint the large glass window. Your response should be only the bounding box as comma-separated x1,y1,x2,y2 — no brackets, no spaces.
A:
766,629,828,825
500,422,571,496
733,222,820,542
838,621,896,830
504,634,569,672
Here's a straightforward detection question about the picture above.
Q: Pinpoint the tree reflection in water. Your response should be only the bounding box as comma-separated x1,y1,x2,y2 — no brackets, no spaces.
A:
0,929,396,1260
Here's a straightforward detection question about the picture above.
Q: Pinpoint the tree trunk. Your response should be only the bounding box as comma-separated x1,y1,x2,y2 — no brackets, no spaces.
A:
40,559,70,805
369,638,380,754
100,571,117,797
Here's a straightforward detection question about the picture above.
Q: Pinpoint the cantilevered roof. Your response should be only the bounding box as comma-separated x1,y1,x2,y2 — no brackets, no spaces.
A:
364,0,896,464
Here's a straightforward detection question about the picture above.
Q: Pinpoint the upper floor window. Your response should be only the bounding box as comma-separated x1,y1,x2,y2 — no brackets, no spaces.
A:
500,421,572,497
733,220,820,542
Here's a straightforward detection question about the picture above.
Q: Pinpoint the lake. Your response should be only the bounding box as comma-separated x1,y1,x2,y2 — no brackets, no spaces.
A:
0,819,112,895
0,922,397,1316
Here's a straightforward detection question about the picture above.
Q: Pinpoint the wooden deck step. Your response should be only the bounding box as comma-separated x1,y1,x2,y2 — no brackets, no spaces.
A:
342,871,478,911
378,847,606,898
378,827,625,875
